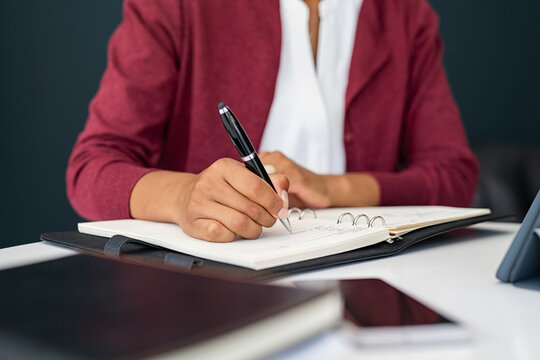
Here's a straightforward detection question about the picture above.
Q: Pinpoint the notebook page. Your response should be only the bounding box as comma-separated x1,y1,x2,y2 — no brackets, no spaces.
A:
78,219,389,270
235,219,384,255
313,206,491,232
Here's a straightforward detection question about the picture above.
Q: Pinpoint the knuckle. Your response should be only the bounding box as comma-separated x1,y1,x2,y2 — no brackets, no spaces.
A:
212,159,225,171
242,224,263,240
230,214,250,231
273,174,290,189
211,158,232,172
245,203,262,220
245,179,264,198
205,222,226,242
248,226,263,239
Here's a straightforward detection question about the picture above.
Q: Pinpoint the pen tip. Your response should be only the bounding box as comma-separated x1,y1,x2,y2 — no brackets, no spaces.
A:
280,218,293,234
218,102,226,110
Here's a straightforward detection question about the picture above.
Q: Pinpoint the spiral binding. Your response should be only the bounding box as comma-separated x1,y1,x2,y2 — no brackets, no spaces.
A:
288,207,317,220
288,208,397,244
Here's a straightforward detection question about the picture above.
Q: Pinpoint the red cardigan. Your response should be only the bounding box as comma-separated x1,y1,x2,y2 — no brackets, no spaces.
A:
67,0,478,220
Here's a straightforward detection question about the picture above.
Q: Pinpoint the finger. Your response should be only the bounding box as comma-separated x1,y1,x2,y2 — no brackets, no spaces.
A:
185,218,236,243
260,151,298,177
269,173,290,208
202,158,285,222
224,168,288,219
203,202,264,240
269,173,289,193
260,151,288,164
259,151,276,165
212,181,277,228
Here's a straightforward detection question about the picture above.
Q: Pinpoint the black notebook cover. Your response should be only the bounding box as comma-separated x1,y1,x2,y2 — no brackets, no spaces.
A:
0,255,334,359
41,213,506,283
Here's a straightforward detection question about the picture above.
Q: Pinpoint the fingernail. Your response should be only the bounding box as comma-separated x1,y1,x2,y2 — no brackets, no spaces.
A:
264,164,276,174
278,207,289,219
280,189,289,208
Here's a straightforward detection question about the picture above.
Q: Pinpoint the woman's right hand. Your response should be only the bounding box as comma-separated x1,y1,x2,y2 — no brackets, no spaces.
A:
130,158,290,242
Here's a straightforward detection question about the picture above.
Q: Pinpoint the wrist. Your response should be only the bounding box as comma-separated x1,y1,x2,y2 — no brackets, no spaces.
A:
325,173,380,207
130,170,196,223
323,175,348,207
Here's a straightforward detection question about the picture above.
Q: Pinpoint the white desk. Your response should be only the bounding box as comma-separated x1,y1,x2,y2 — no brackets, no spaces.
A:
1,222,539,360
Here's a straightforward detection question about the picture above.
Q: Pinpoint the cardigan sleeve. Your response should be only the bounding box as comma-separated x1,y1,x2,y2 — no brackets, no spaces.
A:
66,0,181,220
370,0,478,207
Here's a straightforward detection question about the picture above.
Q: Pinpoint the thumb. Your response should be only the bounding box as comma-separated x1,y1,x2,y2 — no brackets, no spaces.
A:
269,173,290,208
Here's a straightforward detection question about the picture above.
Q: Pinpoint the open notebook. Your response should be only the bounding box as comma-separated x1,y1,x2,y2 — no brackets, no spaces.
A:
78,206,490,271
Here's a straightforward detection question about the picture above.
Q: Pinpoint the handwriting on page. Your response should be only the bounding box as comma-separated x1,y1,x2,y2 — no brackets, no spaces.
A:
220,220,373,253
277,225,369,249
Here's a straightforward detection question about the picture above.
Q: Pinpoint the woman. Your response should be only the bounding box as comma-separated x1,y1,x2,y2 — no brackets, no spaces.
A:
67,0,478,242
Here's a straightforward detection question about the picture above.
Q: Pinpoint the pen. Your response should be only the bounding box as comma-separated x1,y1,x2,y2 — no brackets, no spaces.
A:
218,102,292,233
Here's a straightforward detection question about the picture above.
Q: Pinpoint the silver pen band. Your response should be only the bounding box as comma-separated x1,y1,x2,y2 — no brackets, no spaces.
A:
241,152,256,162
218,107,229,115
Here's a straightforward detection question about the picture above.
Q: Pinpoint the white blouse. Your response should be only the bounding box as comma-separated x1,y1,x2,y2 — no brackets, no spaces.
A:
259,0,363,174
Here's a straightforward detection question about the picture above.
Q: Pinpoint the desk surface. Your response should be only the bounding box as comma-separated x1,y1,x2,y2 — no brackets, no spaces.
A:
1,222,539,360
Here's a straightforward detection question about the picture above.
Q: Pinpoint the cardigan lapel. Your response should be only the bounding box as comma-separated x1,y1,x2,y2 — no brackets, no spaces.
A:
345,0,390,110
241,0,282,151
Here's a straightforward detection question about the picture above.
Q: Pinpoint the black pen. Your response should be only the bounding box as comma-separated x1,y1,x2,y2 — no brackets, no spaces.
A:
218,103,292,233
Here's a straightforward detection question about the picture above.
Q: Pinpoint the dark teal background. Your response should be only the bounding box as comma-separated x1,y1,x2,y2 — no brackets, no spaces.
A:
1,1,539,248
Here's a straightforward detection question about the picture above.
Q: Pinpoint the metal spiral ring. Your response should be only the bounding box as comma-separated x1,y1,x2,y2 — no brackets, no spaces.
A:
299,208,317,220
353,214,370,226
368,215,386,227
337,212,355,224
288,207,302,218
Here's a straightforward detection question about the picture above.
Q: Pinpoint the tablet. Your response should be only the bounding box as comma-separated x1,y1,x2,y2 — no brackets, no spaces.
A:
496,190,540,283
296,278,469,346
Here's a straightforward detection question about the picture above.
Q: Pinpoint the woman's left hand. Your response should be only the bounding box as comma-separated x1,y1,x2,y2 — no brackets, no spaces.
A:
259,151,332,209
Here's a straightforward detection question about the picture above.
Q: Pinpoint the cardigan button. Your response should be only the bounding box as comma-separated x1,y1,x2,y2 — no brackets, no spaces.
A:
344,133,354,143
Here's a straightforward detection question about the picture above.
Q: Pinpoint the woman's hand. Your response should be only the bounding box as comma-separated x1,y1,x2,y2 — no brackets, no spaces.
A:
259,151,332,208
130,158,290,242
259,151,381,208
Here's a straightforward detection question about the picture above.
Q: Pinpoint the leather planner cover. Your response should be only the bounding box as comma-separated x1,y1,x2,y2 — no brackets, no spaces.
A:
41,213,507,283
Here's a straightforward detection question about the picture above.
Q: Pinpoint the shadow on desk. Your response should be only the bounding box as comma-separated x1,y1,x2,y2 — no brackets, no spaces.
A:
513,277,540,291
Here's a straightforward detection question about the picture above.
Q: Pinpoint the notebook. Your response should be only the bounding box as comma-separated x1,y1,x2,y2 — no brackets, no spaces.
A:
78,206,490,271
0,255,341,360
